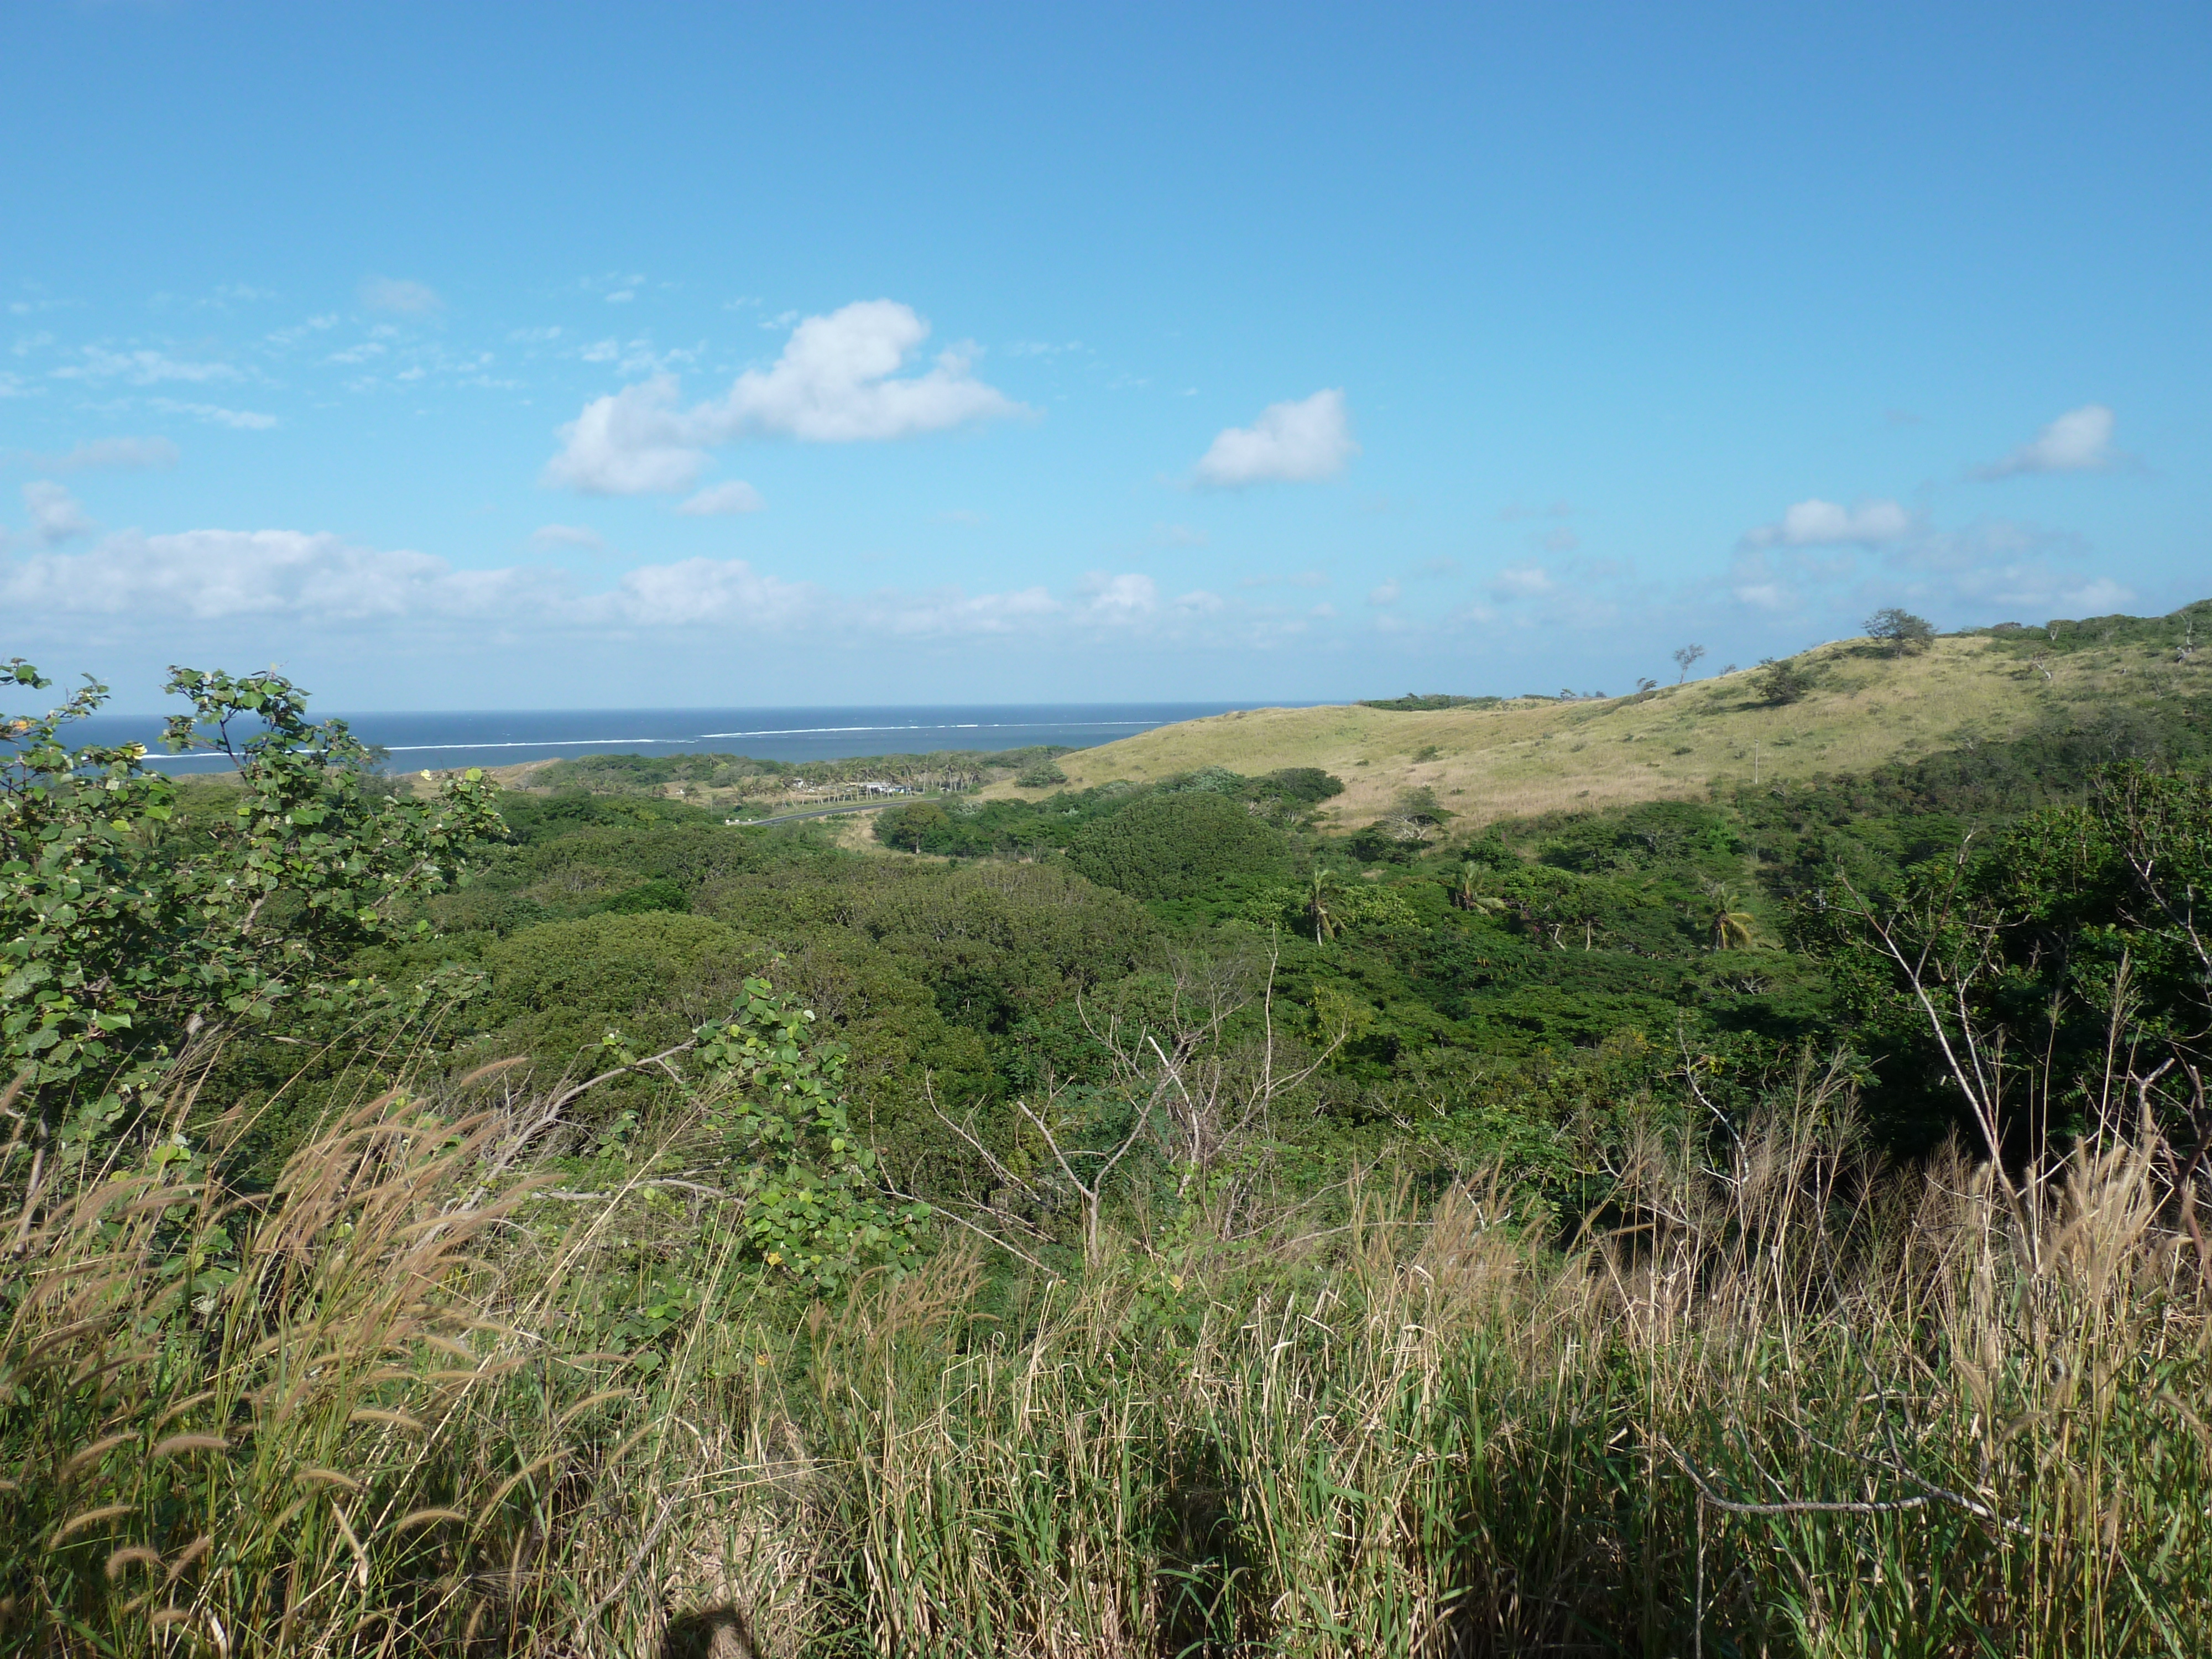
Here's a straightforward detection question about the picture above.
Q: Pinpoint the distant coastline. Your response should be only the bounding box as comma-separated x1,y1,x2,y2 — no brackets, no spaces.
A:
72,701,1308,773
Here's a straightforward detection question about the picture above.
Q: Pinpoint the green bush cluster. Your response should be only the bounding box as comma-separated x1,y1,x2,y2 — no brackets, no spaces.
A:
9,615,2212,1650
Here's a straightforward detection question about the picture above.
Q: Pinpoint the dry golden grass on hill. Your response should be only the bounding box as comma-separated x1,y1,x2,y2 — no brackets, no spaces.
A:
998,632,2203,828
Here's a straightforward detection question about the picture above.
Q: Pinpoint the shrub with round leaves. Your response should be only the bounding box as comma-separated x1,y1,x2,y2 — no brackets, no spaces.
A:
1,659,503,1159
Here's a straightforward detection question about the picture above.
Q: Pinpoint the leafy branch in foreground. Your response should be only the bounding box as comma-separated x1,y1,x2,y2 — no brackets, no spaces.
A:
590,974,926,1292
1,659,502,1165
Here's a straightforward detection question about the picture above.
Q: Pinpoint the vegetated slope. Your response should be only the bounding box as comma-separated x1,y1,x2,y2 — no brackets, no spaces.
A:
1012,603,2211,828
14,613,2212,1651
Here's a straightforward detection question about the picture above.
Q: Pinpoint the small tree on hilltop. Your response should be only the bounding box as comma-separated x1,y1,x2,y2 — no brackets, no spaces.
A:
1672,643,1706,683
1865,607,1936,656
1752,655,1817,706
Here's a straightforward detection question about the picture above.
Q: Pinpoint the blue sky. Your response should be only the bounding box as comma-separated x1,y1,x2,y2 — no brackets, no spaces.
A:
3,2,2207,711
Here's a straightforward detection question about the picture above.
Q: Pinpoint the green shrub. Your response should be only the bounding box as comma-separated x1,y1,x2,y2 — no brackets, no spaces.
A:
1254,766,1345,805
1865,606,1936,655
478,910,749,1088
1067,791,1292,900
1751,654,1818,705
1,658,500,1163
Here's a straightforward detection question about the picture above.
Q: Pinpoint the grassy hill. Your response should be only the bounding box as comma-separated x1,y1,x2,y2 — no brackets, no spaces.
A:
1000,603,2211,828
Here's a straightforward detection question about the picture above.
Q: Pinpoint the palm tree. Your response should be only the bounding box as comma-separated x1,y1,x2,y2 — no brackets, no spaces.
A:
1305,867,1343,945
1705,882,1756,951
1451,862,1505,916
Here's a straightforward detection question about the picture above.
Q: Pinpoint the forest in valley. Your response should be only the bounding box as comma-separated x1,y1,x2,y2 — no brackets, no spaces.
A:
6,601,2211,1655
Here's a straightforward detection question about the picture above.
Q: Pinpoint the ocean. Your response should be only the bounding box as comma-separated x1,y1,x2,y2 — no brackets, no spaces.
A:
69,702,1274,774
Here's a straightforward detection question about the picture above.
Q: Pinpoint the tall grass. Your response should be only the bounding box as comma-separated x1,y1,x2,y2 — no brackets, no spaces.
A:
6,1066,2210,1655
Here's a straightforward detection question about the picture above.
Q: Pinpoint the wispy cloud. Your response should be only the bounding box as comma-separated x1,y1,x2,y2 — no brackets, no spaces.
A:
358,276,444,316
147,399,278,430
2,529,1222,646
1489,563,1554,599
55,346,242,385
1192,389,1357,487
675,481,764,517
8,436,178,472
529,524,606,554
1741,498,1916,548
23,482,94,545
1974,404,2116,478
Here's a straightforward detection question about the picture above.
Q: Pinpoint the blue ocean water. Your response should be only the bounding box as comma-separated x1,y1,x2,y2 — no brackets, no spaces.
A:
67,702,1272,774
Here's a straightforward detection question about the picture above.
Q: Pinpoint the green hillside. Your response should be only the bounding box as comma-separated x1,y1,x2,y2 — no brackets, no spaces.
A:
1014,602,2212,828
7,599,2212,1650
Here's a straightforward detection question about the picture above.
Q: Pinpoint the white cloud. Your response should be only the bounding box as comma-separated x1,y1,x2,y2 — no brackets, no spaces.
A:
326,341,387,365
1193,389,1358,487
857,583,1059,638
0,529,1242,649
2054,577,2134,612
359,276,444,316
529,524,606,554
1743,497,1915,548
545,301,1026,494
15,436,178,471
24,482,93,545
541,376,709,493
1367,580,1401,606
675,481,764,517
148,399,277,430
265,315,339,349
1076,571,1159,625
1536,525,1579,554
1150,521,1208,547
55,347,241,385
1490,563,1554,599
717,301,1020,440
1,529,552,623
606,290,636,305
1975,404,2116,478
580,557,814,630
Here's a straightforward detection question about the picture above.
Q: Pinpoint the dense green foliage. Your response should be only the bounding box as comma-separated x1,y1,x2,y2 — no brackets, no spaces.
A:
1,660,499,1164
1865,605,1936,655
533,741,1069,800
1358,692,1504,711
9,606,2212,1653
872,764,1338,866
